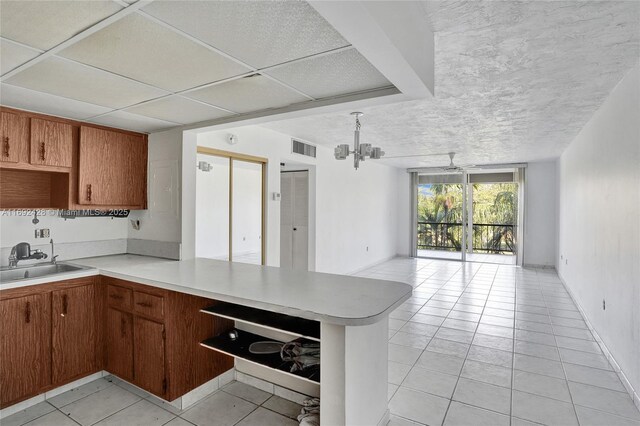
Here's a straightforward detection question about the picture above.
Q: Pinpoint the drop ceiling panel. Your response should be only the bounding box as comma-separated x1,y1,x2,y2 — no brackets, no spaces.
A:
142,1,349,68
0,83,113,120
0,1,123,50
88,110,178,133
265,49,392,99
186,75,308,114
125,96,234,124
0,39,40,75
59,14,251,92
5,57,168,109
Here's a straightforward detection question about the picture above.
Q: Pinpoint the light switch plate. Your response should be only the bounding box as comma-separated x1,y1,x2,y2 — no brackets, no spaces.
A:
34,228,50,238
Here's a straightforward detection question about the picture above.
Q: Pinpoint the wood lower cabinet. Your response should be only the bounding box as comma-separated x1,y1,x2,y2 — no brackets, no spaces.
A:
133,317,166,396
103,277,233,401
106,308,134,382
0,277,101,409
51,281,99,385
0,276,233,409
30,118,73,168
0,293,50,408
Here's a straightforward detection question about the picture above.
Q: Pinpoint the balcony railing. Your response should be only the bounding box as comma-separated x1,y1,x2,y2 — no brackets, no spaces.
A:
417,222,515,254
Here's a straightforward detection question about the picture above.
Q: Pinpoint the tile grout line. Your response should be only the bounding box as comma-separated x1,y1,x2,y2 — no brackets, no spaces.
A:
438,264,498,425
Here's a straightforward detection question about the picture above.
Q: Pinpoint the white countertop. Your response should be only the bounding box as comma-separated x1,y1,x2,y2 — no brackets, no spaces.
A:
1,255,411,326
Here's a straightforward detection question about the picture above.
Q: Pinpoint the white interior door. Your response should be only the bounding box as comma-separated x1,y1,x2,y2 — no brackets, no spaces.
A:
280,171,309,270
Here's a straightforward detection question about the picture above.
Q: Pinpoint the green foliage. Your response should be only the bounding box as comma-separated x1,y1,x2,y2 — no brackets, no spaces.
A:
417,183,518,254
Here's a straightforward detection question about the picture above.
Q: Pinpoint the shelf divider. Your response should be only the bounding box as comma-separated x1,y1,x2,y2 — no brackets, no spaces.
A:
200,301,320,341
201,330,320,384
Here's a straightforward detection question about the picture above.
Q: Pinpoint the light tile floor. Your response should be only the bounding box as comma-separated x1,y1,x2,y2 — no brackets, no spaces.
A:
2,379,300,426
355,257,640,426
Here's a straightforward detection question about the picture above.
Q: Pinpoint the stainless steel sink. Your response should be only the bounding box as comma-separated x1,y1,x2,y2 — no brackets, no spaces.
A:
0,263,92,283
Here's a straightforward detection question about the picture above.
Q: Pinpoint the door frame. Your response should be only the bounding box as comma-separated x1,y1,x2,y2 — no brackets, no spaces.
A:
411,168,524,265
197,146,267,265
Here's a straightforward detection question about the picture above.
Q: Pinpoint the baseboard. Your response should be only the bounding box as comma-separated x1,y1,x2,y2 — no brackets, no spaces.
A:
235,370,314,405
524,263,557,270
377,408,390,426
347,254,399,276
557,272,640,412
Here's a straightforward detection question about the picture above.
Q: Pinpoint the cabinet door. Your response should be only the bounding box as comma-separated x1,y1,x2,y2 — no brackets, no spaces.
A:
51,283,98,385
0,294,50,408
0,111,27,164
30,118,73,168
106,308,134,382
133,317,165,397
78,126,147,207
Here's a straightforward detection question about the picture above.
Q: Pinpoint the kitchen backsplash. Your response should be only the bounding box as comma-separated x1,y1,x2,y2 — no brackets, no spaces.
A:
0,239,181,267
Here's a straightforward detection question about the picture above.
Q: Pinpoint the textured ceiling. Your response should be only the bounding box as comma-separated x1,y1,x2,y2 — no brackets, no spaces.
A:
262,1,640,168
0,0,390,133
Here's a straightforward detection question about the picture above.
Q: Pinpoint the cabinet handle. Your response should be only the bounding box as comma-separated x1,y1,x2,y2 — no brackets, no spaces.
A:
40,142,45,161
86,184,92,202
3,136,9,157
25,301,31,323
136,302,152,308
62,294,68,316
120,316,126,338
109,294,123,300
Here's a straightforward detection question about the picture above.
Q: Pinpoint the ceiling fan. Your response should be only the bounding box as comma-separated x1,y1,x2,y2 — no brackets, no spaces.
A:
384,151,476,171
440,152,476,172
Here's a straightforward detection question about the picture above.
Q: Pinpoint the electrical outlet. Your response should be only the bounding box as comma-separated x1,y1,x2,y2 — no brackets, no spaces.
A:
366,246,369,252
603,299,606,310
34,229,50,238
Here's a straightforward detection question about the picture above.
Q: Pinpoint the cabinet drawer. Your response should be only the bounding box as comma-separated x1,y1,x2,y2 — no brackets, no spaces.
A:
107,285,132,310
133,291,164,320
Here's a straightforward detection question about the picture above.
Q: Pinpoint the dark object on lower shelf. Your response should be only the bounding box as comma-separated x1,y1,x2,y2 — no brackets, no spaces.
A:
201,302,320,341
201,331,320,383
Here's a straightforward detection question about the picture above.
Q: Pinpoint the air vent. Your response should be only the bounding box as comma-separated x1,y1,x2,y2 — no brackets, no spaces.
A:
292,139,316,158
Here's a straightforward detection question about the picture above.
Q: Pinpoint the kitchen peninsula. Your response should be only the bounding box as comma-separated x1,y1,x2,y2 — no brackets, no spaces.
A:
0,254,412,426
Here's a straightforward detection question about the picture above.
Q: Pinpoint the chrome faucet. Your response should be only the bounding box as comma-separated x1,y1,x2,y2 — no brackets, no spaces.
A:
50,239,58,264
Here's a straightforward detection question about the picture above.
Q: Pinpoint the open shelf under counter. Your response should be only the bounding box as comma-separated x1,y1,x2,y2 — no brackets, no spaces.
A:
200,301,320,342
201,330,320,384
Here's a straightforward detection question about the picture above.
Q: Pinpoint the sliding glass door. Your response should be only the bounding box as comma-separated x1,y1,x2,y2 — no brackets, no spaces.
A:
413,169,522,265
195,147,266,265
416,173,465,261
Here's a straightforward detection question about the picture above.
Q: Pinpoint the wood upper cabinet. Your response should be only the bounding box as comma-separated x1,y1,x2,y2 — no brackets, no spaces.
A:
133,317,166,397
0,293,50,408
106,307,134,382
0,111,28,164
51,282,98,386
30,118,73,168
78,126,147,208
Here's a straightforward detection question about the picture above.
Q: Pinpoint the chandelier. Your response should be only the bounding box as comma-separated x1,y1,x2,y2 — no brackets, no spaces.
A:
334,112,385,170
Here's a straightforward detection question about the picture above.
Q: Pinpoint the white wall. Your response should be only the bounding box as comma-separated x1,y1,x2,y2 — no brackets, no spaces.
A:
194,126,403,274
0,214,127,248
195,154,229,259
128,128,182,242
524,161,557,267
558,66,640,396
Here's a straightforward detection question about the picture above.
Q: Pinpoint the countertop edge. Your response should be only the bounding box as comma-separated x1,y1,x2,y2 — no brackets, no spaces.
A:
100,270,412,326
1,256,413,326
